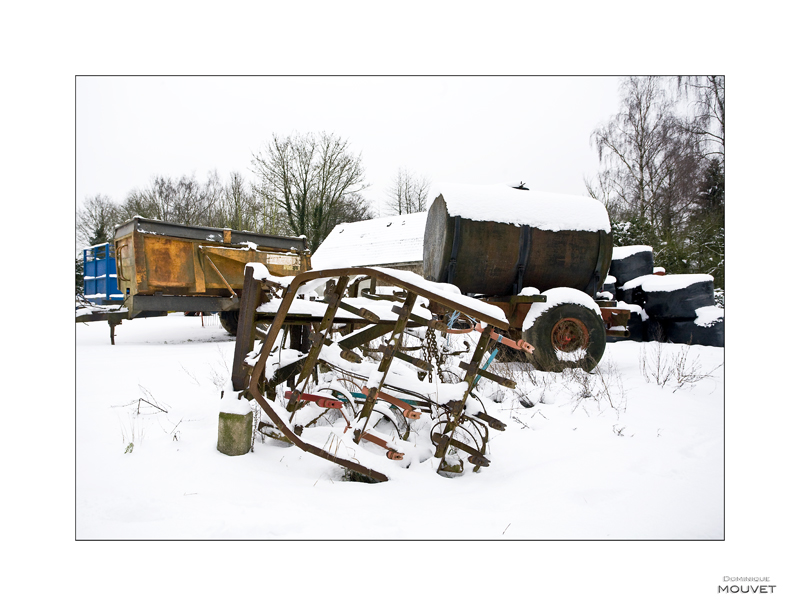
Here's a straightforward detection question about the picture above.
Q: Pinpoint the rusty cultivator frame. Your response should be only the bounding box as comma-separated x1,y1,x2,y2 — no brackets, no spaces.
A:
230,264,535,482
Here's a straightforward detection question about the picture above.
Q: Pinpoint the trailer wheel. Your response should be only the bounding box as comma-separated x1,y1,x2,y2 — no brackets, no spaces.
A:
219,310,239,336
522,303,606,372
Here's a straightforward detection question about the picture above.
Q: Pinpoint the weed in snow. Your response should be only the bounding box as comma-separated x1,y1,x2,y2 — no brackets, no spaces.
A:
639,342,723,392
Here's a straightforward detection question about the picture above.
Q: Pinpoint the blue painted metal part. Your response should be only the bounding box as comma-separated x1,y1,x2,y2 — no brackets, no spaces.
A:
83,243,124,304
473,347,500,386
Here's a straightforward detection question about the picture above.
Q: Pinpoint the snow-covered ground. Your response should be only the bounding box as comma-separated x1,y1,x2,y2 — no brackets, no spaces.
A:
77,313,723,540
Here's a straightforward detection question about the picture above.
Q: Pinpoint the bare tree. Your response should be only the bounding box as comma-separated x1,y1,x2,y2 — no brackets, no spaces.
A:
591,77,675,225
116,171,223,227
385,167,430,215
676,76,724,164
587,76,724,286
251,132,371,251
590,76,700,239
215,170,250,230
77,194,121,248
253,177,290,236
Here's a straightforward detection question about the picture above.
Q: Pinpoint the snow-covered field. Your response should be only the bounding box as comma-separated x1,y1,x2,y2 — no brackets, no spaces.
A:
76,313,723,540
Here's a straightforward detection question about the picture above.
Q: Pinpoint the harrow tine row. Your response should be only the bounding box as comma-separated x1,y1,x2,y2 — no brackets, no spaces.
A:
231,265,533,482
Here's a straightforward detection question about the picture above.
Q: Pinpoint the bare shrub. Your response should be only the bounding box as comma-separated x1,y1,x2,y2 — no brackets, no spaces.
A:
639,342,675,386
671,345,723,392
640,342,723,391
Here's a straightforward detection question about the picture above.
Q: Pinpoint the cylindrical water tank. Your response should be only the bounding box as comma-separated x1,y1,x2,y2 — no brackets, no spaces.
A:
423,183,613,297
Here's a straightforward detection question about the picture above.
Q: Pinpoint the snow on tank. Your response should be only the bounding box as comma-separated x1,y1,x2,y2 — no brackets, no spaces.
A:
426,182,611,233
424,182,614,297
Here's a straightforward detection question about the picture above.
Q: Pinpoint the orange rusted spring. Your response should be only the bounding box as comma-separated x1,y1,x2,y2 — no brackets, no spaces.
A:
361,386,421,418
475,323,534,354
358,431,405,460
284,391,343,409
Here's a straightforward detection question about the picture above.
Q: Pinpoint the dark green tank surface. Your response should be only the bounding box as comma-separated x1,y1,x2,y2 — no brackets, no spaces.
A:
423,193,613,297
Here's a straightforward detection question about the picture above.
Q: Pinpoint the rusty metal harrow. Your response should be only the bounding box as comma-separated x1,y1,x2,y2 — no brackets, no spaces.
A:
231,265,534,482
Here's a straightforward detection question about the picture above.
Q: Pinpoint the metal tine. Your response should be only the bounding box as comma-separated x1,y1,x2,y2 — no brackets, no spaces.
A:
435,324,494,469
353,290,418,445
285,275,349,420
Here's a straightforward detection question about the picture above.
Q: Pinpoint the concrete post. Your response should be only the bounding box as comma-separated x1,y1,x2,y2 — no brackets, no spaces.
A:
217,410,254,456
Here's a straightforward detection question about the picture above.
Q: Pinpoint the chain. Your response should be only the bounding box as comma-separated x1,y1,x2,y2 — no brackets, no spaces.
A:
423,326,444,383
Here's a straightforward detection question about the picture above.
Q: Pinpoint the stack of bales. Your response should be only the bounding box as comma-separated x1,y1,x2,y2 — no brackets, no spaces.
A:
606,246,724,347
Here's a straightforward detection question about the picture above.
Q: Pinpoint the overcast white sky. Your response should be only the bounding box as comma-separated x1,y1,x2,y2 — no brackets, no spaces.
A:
7,0,800,610
76,76,623,217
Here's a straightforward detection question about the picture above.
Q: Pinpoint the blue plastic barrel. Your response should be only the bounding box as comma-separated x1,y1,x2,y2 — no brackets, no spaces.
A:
83,243,124,304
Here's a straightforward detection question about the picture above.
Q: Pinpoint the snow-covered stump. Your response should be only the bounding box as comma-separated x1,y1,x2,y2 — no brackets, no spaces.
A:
217,388,254,456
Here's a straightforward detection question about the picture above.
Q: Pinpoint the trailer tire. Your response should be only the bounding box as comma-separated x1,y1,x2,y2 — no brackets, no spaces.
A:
522,303,606,372
219,310,239,336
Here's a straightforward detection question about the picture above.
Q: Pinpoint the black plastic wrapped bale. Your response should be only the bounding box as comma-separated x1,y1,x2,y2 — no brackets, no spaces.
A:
423,184,613,297
619,274,715,319
609,246,654,286
663,307,724,347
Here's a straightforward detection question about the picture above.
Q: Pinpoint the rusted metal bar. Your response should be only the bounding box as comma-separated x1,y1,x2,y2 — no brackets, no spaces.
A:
283,391,344,409
231,265,262,391
458,362,516,388
431,432,490,467
328,299,380,323
258,396,390,482
204,253,237,297
393,305,448,333
600,306,631,329
359,386,422,419
337,322,395,350
474,322,534,353
473,411,506,431
378,344,433,372
354,430,404,460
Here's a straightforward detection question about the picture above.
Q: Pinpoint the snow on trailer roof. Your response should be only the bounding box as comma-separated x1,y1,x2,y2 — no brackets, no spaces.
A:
311,212,427,269
427,182,611,233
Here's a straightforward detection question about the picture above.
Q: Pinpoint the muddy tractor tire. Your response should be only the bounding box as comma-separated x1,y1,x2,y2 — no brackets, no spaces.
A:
522,303,606,372
219,310,239,336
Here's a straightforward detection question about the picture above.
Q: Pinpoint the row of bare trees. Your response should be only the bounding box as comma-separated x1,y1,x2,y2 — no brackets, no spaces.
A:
585,76,724,288
251,132,373,251
78,132,385,253
78,129,436,256
384,167,430,216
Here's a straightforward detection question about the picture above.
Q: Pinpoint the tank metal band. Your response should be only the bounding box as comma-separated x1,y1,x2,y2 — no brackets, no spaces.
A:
446,216,461,285
512,224,532,295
